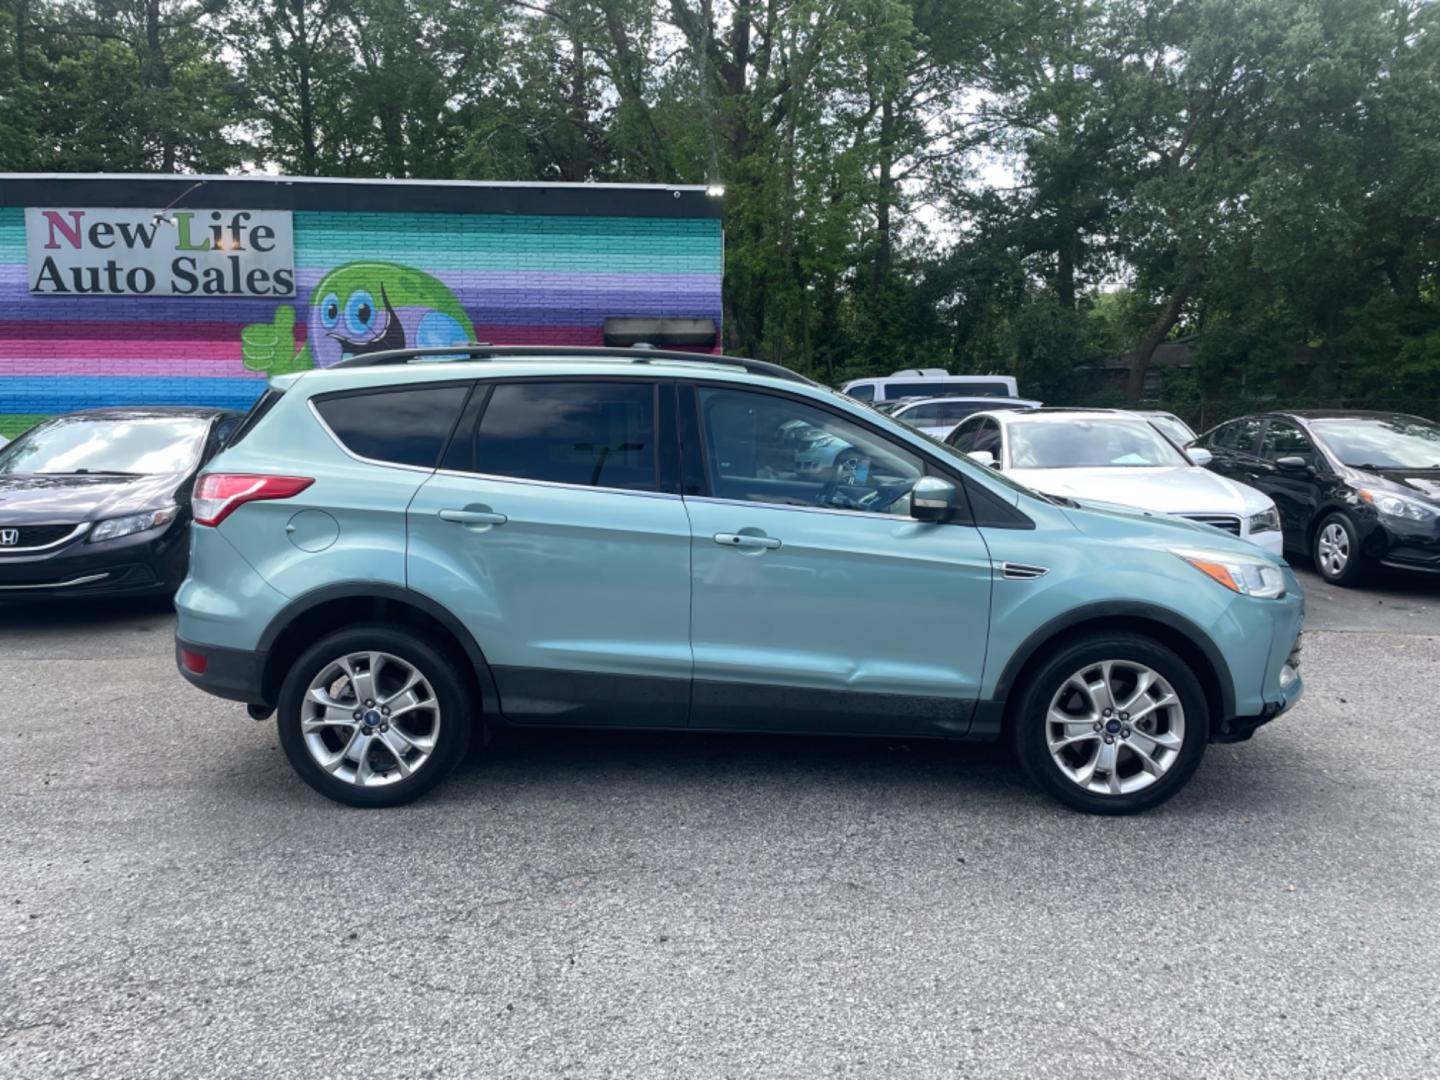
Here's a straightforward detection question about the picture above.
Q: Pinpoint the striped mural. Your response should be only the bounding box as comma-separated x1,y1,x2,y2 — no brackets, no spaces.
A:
0,190,724,439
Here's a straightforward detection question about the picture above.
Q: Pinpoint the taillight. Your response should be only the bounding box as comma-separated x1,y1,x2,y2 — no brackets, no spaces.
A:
193,474,314,526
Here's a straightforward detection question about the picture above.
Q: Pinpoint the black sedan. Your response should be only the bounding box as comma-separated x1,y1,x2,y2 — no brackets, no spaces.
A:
0,407,240,598
1193,410,1440,585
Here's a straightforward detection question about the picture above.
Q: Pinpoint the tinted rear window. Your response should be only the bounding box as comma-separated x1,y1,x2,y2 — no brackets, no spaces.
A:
890,380,1012,398
314,383,471,468
472,381,657,490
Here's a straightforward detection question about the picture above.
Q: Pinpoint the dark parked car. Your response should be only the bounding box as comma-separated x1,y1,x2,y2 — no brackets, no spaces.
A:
0,407,240,598
1193,410,1440,584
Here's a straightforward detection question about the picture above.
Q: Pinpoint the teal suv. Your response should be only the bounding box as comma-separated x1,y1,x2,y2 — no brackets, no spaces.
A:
175,346,1304,814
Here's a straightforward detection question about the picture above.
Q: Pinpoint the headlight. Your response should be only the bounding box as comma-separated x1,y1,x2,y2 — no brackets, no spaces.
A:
1172,547,1287,598
89,506,178,542
1359,489,1439,522
1247,506,1281,534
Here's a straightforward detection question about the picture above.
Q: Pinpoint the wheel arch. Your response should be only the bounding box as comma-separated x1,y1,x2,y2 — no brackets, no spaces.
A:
257,583,501,716
991,603,1236,738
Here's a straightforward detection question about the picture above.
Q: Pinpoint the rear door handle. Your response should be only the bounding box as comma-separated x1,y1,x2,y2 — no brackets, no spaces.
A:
439,509,508,526
714,532,781,550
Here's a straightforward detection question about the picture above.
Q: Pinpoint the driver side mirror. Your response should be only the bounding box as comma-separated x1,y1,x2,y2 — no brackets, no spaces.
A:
1185,447,1213,467
967,450,997,468
911,476,957,523
1275,455,1310,473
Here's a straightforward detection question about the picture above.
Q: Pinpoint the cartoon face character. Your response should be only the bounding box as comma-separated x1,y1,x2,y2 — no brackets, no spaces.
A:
306,263,474,367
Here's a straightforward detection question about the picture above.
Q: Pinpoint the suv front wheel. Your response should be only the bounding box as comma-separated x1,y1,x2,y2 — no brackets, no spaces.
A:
276,625,473,807
1012,632,1209,814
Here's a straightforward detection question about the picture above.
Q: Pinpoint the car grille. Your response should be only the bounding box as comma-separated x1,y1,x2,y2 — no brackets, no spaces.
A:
1180,513,1242,536
0,523,82,550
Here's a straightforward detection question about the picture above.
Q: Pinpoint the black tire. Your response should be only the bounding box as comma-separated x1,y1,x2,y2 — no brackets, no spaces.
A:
1011,632,1209,815
1312,512,1368,586
276,624,473,807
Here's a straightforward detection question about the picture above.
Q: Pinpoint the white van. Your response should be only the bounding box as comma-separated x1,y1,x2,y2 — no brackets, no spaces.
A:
841,369,1020,404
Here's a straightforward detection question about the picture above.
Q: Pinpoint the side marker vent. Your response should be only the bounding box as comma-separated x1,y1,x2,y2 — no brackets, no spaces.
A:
1000,562,1049,580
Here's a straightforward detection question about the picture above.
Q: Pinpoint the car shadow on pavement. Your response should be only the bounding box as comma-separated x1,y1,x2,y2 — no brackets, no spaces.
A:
447,725,1033,805
0,594,176,634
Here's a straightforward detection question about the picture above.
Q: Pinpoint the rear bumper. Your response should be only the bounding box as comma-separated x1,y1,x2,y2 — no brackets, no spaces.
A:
176,638,270,706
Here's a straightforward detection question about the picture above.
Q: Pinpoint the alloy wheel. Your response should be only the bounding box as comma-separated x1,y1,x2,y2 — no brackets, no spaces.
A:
300,651,441,787
1045,660,1186,796
1317,522,1350,578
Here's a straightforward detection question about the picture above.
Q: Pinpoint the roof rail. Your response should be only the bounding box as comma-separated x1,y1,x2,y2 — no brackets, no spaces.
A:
328,344,814,385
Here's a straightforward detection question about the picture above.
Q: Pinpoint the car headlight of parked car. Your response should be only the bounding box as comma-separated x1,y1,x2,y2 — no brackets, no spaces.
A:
1247,506,1281,533
88,506,178,543
1359,489,1439,523
1172,547,1287,599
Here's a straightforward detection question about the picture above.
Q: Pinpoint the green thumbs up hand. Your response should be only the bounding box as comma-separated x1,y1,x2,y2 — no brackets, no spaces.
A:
241,305,312,374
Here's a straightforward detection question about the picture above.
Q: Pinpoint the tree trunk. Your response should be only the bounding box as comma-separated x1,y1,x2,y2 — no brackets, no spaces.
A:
15,0,29,79
596,1,669,179
568,33,588,180
1056,230,1077,310
295,0,318,173
145,0,175,170
874,96,894,288
1126,265,1199,402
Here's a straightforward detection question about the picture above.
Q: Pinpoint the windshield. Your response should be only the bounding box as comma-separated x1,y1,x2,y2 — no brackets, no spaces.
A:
1309,417,1440,470
0,415,208,476
1009,418,1188,469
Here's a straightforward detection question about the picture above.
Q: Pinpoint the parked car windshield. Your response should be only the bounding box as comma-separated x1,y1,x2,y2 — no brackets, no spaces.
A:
1008,417,1188,469
1309,417,1440,470
0,415,208,476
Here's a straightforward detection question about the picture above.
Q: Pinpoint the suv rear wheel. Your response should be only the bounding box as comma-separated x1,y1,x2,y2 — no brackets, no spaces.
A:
1012,632,1208,814
276,625,472,807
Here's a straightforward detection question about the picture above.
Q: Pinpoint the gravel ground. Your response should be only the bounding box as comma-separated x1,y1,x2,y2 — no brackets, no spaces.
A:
1,565,1438,1079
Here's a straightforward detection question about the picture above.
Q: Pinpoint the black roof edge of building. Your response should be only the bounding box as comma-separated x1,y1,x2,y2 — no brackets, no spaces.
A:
0,173,725,220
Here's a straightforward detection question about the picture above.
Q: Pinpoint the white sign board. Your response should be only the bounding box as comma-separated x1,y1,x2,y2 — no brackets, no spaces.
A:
25,207,295,298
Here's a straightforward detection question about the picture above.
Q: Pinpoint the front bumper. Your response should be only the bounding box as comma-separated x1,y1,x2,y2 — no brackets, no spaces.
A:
1216,632,1303,741
1246,528,1285,556
0,522,186,598
1371,517,1440,573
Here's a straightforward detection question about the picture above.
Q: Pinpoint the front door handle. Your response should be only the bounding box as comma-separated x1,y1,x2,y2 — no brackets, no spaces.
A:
439,508,508,526
714,532,781,550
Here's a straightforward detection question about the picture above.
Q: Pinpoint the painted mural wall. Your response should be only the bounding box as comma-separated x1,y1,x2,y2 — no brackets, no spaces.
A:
0,205,724,438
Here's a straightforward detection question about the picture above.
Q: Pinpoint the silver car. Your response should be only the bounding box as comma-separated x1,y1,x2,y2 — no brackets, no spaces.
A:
944,408,1284,554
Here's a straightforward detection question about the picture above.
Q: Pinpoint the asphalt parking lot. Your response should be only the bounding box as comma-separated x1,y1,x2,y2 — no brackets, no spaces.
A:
3,565,1438,1079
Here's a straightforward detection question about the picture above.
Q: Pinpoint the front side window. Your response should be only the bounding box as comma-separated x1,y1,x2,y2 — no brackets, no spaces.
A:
897,403,942,423
1260,421,1318,467
845,383,876,402
971,420,1002,456
946,416,985,452
314,383,470,468
698,388,922,515
0,415,209,476
1210,417,1265,454
473,381,657,491
1007,418,1186,469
